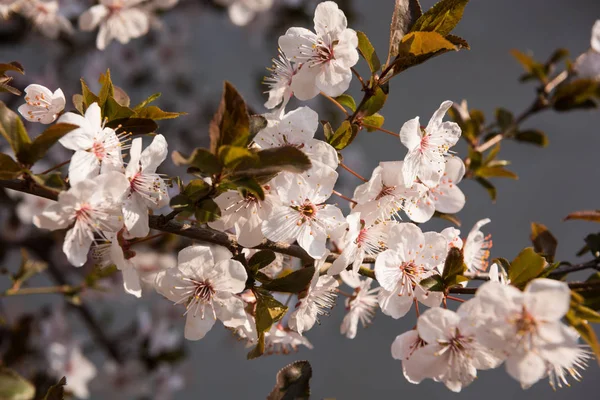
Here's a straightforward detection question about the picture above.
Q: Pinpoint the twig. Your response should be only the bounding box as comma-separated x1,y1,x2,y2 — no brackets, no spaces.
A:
1,285,73,297
362,124,400,138
39,160,70,175
332,190,357,205
320,92,349,116
339,163,368,182
351,67,367,89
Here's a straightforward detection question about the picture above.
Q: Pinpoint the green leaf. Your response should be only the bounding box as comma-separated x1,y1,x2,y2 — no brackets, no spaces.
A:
249,290,288,359
232,177,265,201
0,101,30,159
18,123,78,165
248,250,277,272
0,153,21,179
195,198,221,223
565,210,600,223
410,0,469,36
510,49,547,82
170,194,192,210
357,31,381,73
261,267,315,293
328,121,359,150
441,247,467,288
322,121,334,141
210,81,250,153
98,69,115,107
362,113,385,132
475,177,496,202
249,114,268,141
102,97,135,122
508,247,547,288
530,222,557,263
553,79,599,111
495,108,513,130
390,31,457,76
445,34,470,49
362,86,388,117
475,166,518,180
335,94,357,112
514,130,548,147
133,93,161,110
267,360,312,400
388,0,423,58
80,78,99,111
218,145,259,170
44,377,66,400
106,118,158,135
171,148,222,176
570,293,600,323
243,146,312,175
0,367,35,400
419,274,444,291
72,94,84,114
134,105,186,120
183,179,211,201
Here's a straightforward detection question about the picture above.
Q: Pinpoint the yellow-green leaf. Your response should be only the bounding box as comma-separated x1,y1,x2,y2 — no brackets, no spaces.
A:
514,130,548,147
357,31,381,73
218,145,258,170
410,0,469,36
171,148,221,176
0,101,30,158
508,247,547,288
261,267,315,293
18,123,78,165
0,367,35,400
335,94,356,112
328,121,358,150
134,105,186,120
0,153,21,179
389,0,423,58
210,81,250,153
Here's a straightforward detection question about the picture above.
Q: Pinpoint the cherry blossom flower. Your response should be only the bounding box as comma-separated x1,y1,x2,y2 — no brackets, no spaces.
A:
352,161,427,221
575,20,600,80
474,279,582,388
391,329,428,384
375,223,446,319
400,101,462,187
99,232,143,297
79,0,150,51
155,244,248,340
262,166,345,259
288,259,338,334
255,106,338,169
19,0,74,39
328,212,390,275
0,0,21,18
47,342,97,398
404,307,503,392
264,49,297,112
278,1,358,98
403,157,466,223
215,0,273,27
265,323,314,354
442,218,493,273
17,84,65,124
545,328,590,390
58,102,124,185
33,171,129,266
211,183,280,248
339,270,379,339
488,262,509,285
120,134,169,238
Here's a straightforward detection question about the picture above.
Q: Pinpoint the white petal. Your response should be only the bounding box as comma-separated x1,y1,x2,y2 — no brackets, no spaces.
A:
374,249,405,291
315,61,352,97
63,224,93,267
122,194,149,238
140,134,168,173
78,5,108,31
417,307,459,343
400,116,421,152
524,278,570,321
184,310,216,340
209,259,248,294
591,20,600,52
290,64,320,101
122,264,142,298
391,329,420,360
505,352,547,388
68,151,100,185
228,2,255,26
314,1,347,36
378,288,414,319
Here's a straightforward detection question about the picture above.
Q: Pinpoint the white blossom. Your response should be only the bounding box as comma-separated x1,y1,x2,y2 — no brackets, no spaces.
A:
442,218,493,273
48,343,97,398
488,262,509,285
211,183,280,248
403,157,466,223
18,84,65,124
121,134,170,238
155,244,248,340
328,212,390,275
352,161,427,221
288,259,338,334
79,0,150,50
278,1,358,99
391,329,428,384
264,49,297,112
339,270,379,339
215,0,273,26
19,0,73,39
255,106,338,170
403,306,503,392
375,223,446,319
262,166,345,259
474,279,583,388
575,20,600,80
400,101,462,187
58,102,124,185
33,172,129,266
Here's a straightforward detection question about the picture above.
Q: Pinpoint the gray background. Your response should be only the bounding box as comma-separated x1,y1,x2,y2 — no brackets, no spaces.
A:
2,0,600,398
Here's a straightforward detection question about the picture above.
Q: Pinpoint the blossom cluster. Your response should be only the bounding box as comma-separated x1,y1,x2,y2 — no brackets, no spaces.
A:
5,2,598,398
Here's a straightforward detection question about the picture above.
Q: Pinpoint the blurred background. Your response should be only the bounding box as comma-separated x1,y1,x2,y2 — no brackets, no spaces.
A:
1,0,600,398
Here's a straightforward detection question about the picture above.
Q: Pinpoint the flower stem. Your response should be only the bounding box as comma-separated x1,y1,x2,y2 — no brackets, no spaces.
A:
332,190,357,205
320,92,349,116
340,163,368,182
362,124,400,138
39,160,70,175
351,67,367,89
